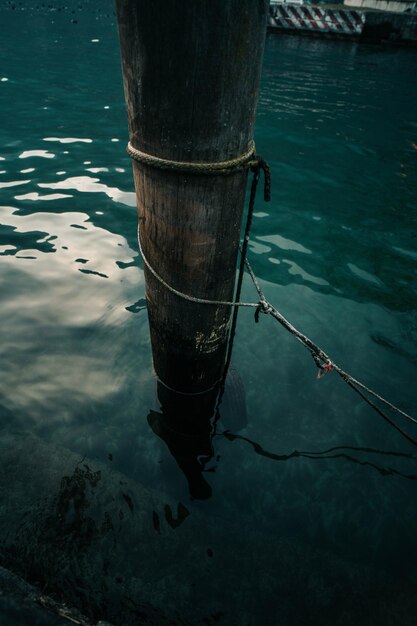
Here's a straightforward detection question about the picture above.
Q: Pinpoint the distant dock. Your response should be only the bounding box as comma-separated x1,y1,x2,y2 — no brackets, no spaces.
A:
268,0,417,45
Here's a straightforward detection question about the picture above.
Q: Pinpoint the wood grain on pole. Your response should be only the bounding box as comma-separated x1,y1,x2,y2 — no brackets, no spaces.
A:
116,0,268,393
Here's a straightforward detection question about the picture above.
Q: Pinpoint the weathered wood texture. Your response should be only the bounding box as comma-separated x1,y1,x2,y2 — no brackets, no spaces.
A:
116,0,268,393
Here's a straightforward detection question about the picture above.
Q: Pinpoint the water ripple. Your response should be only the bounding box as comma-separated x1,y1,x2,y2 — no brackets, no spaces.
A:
43,137,93,144
257,234,312,255
19,150,55,159
15,192,72,201
0,179,30,189
38,175,136,207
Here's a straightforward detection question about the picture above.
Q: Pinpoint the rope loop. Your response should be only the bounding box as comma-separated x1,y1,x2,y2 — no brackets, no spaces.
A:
126,140,271,202
254,299,273,323
251,156,271,202
127,140,255,174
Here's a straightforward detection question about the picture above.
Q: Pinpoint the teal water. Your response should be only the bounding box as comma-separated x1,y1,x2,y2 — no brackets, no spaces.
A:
1,3,417,625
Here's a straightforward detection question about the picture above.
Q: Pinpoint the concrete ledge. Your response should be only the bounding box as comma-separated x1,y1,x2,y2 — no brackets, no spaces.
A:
0,566,113,626
3,430,417,625
268,3,417,44
362,10,417,42
345,0,416,12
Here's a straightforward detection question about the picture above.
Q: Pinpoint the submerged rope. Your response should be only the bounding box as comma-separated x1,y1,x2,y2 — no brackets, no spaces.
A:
129,140,416,447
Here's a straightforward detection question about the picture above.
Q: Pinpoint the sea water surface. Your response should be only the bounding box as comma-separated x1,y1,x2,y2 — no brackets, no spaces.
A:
1,2,417,625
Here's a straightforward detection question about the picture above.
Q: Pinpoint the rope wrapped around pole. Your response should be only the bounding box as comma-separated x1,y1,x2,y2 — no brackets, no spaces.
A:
127,141,271,200
128,142,416,448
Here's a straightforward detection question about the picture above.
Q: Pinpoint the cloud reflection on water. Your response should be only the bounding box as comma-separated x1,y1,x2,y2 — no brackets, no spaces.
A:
15,192,73,201
0,198,146,430
38,175,136,207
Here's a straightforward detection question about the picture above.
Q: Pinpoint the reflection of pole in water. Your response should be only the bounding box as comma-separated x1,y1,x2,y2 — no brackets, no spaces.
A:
148,370,248,500
148,381,218,500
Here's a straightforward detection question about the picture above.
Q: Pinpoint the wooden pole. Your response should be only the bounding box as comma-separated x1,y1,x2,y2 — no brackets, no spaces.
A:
116,0,268,394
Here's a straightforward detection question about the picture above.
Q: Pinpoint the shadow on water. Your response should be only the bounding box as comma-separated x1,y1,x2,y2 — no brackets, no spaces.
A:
145,365,417,509
220,431,417,482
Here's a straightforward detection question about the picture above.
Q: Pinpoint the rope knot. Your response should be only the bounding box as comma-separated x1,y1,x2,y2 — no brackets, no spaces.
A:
254,299,272,323
312,353,333,379
317,362,333,379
